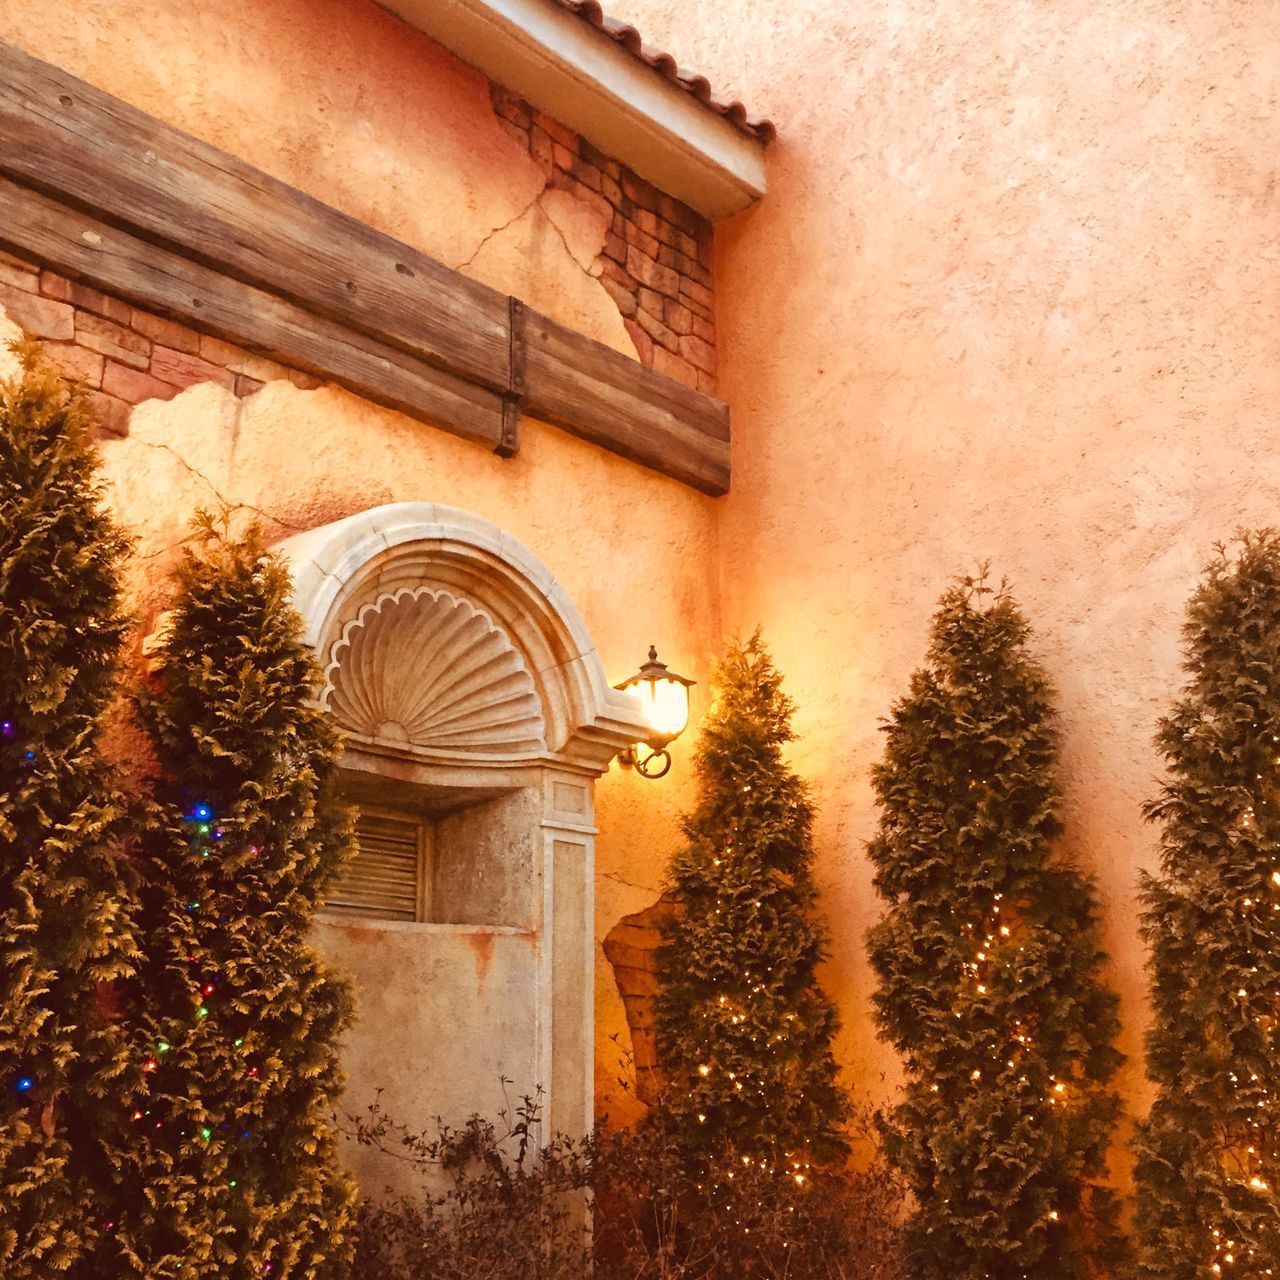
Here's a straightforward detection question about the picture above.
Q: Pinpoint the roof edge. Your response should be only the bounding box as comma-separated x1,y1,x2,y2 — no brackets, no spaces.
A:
377,0,768,219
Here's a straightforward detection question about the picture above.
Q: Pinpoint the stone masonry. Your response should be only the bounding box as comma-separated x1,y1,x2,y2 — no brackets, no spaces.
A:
0,249,322,437
490,84,718,395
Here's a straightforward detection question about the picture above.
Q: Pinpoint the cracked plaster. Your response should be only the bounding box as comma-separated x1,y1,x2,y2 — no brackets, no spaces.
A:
0,0,632,363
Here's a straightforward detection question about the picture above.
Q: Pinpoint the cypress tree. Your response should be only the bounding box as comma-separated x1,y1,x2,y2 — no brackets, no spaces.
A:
867,576,1123,1279
654,632,846,1181
1134,532,1280,1278
0,342,138,1275
114,520,357,1279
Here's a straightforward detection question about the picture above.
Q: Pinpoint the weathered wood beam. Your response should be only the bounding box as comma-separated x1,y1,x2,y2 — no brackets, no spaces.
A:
524,309,730,495
0,40,511,394
0,39,731,495
0,177,506,448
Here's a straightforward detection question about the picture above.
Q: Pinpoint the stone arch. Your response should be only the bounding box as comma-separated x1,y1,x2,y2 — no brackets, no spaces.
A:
278,502,645,771
273,503,649,1181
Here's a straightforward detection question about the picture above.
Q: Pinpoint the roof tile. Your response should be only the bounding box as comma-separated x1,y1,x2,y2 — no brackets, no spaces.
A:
553,0,776,143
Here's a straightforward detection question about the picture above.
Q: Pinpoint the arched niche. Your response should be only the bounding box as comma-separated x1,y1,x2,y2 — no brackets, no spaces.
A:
274,503,648,1183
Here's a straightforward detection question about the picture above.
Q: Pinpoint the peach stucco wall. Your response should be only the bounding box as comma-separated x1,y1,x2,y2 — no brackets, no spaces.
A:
9,0,1280,1192
609,0,1280,1171
0,0,718,1127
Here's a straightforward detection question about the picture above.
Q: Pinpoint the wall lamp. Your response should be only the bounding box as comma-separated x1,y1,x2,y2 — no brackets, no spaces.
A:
615,645,695,779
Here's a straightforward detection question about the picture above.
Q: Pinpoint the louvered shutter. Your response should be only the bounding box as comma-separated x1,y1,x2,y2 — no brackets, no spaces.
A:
327,811,424,921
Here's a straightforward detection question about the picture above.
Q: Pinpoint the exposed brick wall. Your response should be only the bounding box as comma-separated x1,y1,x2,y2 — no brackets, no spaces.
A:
602,893,680,1105
490,85,718,396
0,249,321,437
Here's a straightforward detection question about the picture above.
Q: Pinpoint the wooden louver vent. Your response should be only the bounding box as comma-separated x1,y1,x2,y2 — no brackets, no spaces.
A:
327,811,425,922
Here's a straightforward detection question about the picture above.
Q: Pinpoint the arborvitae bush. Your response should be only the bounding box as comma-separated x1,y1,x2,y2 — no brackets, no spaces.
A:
653,633,847,1243
867,576,1124,1279
0,342,138,1276
1134,532,1280,1278
113,520,357,1279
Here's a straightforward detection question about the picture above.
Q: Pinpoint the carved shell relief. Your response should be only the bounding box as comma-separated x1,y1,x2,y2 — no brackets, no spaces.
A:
323,588,546,755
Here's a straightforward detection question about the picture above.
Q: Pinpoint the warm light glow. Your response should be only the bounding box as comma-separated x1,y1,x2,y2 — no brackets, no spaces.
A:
615,646,696,774
631,672,691,746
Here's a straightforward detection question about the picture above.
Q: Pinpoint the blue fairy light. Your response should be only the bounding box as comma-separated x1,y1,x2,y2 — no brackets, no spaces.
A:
15,1076,33,1093
192,803,213,822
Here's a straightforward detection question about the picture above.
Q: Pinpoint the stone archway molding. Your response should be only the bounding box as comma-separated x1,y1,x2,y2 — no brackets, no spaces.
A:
272,502,651,1151
274,502,649,772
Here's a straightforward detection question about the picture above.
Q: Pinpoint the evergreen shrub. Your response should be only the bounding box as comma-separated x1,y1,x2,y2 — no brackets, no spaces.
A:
113,520,357,1280
1134,532,1280,1278
867,575,1124,1279
0,341,139,1277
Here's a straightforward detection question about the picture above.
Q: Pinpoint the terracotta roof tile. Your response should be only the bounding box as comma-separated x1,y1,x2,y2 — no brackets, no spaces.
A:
553,0,776,143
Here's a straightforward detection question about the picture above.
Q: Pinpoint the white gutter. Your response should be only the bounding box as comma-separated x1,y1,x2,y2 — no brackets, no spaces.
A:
378,0,767,219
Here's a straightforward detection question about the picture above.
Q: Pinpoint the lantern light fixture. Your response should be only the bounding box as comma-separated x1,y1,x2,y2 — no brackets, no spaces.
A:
615,645,695,779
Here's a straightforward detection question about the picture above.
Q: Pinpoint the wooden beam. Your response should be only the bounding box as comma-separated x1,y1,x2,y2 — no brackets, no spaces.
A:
0,178,505,449
524,309,730,496
0,39,731,495
0,40,511,394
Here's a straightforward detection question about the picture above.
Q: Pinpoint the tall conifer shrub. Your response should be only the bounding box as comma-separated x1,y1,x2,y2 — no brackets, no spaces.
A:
867,577,1123,1279
115,521,357,1279
654,633,846,1180
1134,532,1280,1278
0,343,138,1275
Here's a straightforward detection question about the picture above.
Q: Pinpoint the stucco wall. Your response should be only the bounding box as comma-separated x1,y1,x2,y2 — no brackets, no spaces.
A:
0,0,720,1135
12,0,1278,1198
610,0,1280,1178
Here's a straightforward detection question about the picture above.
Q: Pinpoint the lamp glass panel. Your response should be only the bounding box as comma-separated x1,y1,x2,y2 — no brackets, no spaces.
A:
637,676,690,743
